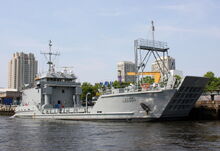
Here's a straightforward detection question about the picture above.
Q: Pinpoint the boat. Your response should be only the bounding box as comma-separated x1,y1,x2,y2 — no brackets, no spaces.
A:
12,23,208,121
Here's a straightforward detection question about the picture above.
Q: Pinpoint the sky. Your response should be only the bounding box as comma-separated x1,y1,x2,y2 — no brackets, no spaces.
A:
0,0,220,87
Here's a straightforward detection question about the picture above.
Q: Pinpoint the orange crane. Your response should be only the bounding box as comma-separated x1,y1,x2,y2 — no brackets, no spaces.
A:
127,72,161,83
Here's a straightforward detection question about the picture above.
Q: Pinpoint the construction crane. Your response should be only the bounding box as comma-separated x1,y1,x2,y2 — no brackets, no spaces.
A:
127,72,161,83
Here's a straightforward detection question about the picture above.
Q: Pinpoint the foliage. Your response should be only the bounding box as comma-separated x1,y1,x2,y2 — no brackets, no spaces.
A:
141,76,154,84
204,72,215,79
203,72,220,91
112,81,131,88
80,82,98,101
81,81,132,101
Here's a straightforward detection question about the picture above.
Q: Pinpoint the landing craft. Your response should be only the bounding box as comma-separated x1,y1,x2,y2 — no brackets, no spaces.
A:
12,22,208,121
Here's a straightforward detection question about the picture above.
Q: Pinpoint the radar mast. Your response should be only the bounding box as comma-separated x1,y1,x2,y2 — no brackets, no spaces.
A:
41,40,60,73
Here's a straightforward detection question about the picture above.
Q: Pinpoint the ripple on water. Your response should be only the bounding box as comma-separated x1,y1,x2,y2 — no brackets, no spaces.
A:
0,117,220,151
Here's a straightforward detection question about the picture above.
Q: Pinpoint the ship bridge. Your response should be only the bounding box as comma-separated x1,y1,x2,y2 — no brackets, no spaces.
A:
35,72,77,83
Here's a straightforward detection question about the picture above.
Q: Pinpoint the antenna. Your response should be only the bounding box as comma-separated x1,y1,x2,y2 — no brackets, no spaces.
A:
151,20,155,44
41,40,60,72
59,66,74,74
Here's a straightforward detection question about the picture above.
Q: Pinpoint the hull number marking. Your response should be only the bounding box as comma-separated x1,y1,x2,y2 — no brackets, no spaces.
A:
123,97,136,103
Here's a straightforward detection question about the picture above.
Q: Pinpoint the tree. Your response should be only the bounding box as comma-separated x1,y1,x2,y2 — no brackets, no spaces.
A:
204,72,215,80
112,80,130,88
80,82,95,101
204,72,220,91
93,83,102,96
81,80,132,101
112,81,121,88
141,76,154,84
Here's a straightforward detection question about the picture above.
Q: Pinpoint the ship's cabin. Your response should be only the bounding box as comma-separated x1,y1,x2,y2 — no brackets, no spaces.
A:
28,71,82,109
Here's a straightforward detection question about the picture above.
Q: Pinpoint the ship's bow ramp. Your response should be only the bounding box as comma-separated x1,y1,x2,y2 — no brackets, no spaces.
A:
160,76,209,118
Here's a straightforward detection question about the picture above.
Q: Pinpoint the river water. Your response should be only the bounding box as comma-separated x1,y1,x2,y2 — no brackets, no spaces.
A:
0,116,220,151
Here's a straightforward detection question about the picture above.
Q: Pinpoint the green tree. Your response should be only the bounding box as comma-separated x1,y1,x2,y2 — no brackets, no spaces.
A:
93,83,102,96
204,72,215,80
80,82,95,101
204,72,220,91
141,76,154,84
112,81,121,88
112,80,130,88
81,82,103,101
81,81,132,101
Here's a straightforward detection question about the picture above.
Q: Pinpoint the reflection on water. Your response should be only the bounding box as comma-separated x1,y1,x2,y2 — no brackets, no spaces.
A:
0,116,220,151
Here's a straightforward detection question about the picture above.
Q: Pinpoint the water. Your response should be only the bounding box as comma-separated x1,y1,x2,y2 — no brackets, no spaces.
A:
0,116,220,151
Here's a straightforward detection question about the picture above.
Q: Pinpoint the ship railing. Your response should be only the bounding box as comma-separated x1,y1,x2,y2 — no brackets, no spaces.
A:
102,85,162,95
136,39,168,50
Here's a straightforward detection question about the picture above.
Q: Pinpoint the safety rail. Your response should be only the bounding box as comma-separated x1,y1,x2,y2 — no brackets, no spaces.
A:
136,39,168,50
103,85,162,95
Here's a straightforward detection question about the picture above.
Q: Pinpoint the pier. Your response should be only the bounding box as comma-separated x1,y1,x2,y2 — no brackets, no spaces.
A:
0,105,16,116
189,94,220,120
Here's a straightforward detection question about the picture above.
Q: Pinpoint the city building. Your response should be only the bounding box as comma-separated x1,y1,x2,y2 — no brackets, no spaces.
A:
8,52,38,90
151,56,175,73
117,61,136,83
0,88,21,105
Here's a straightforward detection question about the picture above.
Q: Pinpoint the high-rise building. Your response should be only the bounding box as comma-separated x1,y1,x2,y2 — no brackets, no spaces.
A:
8,52,38,90
117,61,136,83
151,56,175,73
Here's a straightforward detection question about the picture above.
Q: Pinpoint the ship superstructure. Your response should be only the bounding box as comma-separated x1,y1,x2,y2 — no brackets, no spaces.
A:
14,41,82,117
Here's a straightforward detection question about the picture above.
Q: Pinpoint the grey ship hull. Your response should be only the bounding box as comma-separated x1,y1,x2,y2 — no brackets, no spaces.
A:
13,76,208,121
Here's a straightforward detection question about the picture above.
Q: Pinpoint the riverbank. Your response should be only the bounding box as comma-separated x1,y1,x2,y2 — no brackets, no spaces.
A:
188,100,220,120
0,105,15,116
